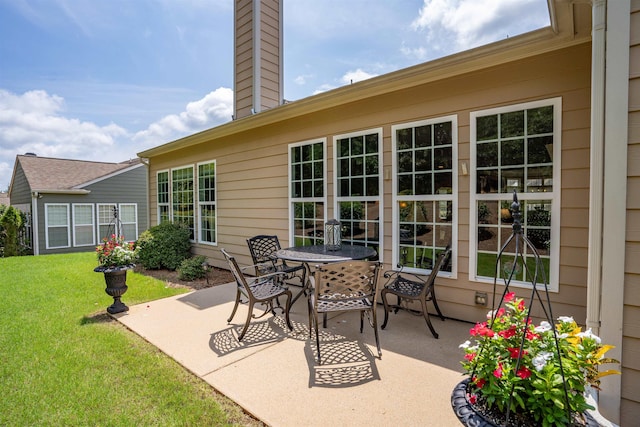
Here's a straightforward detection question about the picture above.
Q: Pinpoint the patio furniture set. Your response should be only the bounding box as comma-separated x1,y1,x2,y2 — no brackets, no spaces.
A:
220,234,452,363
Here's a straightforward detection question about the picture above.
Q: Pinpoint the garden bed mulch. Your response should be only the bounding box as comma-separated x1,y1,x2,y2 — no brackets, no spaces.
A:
134,266,235,290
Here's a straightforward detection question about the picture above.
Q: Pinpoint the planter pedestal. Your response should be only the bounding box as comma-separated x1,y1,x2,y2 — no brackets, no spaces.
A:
95,266,131,314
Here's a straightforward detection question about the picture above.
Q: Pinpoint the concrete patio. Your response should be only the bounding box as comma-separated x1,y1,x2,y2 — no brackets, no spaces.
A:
114,281,472,426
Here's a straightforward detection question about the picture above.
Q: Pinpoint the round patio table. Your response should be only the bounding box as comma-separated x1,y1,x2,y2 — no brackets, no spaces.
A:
276,244,376,263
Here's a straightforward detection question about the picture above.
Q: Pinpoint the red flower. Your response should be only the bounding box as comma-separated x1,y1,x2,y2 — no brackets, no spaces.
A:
475,378,486,389
525,329,539,340
468,394,477,405
507,347,529,358
504,292,516,302
498,326,517,339
516,366,532,379
517,299,526,311
465,352,476,361
470,322,495,338
493,363,503,378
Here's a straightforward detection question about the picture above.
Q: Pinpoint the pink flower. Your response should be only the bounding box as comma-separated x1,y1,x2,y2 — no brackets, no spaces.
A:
493,363,503,378
504,292,516,302
465,353,476,361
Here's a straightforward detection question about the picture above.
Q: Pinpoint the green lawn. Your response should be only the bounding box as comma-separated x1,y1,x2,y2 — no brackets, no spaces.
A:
0,252,262,426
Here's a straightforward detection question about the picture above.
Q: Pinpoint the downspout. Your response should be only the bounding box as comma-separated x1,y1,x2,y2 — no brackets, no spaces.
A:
585,0,606,334
31,192,39,255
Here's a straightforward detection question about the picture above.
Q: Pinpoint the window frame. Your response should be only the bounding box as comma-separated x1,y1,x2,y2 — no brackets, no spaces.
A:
157,170,170,224
469,97,561,291
45,203,70,249
72,203,95,247
171,165,195,241
332,128,383,260
391,115,458,277
288,138,327,246
118,203,139,242
197,160,217,245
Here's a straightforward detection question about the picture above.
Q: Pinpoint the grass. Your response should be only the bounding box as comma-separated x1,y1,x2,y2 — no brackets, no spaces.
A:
0,252,262,426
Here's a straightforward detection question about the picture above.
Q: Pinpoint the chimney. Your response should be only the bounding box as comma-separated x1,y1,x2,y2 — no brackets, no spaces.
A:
234,0,283,120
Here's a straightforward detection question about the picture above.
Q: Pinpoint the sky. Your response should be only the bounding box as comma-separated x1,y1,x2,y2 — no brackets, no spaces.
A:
0,0,551,191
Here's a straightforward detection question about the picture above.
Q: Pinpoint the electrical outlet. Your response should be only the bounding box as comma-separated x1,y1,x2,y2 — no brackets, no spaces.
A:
475,291,487,306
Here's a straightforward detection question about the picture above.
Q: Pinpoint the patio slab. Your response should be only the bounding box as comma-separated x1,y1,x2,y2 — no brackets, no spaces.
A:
114,282,472,426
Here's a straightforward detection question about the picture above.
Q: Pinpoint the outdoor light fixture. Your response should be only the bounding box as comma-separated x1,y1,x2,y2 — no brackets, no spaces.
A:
324,219,342,251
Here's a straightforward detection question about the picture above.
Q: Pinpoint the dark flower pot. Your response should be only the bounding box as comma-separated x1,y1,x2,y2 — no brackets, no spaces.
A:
94,266,132,314
451,378,599,427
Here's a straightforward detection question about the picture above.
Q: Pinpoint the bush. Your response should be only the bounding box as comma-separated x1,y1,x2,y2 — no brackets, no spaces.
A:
0,206,22,257
137,222,191,270
177,255,208,281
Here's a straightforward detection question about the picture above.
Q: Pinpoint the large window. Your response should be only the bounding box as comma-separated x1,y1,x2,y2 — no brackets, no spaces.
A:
392,116,457,274
198,161,216,244
470,98,561,290
333,129,382,256
289,140,326,245
157,171,170,223
97,203,138,242
119,204,138,241
157,162,216,244
172,166,195,239
72,204,95,247
45,204,70,249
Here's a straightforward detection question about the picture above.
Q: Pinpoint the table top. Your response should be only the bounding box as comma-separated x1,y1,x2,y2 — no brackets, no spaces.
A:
276,244,377,263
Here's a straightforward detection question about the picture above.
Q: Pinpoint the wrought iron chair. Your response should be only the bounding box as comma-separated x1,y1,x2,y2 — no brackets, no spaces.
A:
380,244,451,339
309,260,382,363
221,248,293,341
246,235,307,304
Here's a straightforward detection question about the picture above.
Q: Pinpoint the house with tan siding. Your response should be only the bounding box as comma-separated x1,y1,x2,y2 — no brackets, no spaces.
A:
138,0,639,423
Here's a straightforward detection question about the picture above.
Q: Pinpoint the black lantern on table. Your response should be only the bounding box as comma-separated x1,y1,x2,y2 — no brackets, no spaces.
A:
324,219,342,251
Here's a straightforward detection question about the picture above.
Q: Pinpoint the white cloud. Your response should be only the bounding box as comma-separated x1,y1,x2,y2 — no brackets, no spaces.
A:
340,69,378,85
410,0,549,55
0,89,128,163
132,87,233,149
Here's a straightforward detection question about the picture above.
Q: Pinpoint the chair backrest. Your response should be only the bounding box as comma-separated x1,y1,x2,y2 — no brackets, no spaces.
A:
313,260,381,305
421,244,452,292
220,248,249,291
247,235,282,272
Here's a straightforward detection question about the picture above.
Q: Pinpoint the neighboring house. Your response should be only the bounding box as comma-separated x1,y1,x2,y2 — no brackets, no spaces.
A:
137,0,638,423
8,154,148,255
0,192,9,206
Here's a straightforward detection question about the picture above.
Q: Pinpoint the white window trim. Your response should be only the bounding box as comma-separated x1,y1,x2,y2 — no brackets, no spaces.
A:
332,128,384,262
72,203,95,247
391,115,458,278
171,164,196,242
287,138,328,245
97,203,117,242
469,97,562,291
157,169,171,224
196,160,217,246
118,203,139,241
45,203,70,249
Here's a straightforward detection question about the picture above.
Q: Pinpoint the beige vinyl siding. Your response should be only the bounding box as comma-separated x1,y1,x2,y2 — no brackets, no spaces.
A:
234,0,255,119
258,0,280,109
147,42,592,324
622,2,640,423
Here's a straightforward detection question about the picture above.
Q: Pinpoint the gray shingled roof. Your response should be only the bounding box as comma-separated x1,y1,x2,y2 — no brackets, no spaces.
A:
17,155,141,191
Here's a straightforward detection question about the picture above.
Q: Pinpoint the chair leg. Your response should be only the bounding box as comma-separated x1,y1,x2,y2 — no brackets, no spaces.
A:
283,292,293,331
227,289,241,323
237,303,254,341
420,299,439,339
380,289,391,329
372,307,381,357
314,312,321,363
429,288,445,321
360,311,364,333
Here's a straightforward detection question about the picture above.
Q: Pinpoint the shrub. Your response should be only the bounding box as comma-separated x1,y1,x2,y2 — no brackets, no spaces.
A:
137,222,191,270
177,255,208,281
0,206,22,257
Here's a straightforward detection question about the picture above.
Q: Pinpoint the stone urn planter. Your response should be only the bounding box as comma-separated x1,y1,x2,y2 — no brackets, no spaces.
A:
94,265,133,314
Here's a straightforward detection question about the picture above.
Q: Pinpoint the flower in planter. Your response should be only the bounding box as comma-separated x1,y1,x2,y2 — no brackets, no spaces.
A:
96,234,138,269
459,292,619,427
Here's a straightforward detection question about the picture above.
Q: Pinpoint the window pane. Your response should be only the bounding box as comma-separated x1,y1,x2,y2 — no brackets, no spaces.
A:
527,136,553,164
527,106,554,134
501,111,524,137
415,125,431,148
477,115,498,141
477,142,498,167
501,140,524,166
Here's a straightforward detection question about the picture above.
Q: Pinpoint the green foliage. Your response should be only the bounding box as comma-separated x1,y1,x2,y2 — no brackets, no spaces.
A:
0,205,22,257
0,252,255,426
137,222,191,270
178,255,208,281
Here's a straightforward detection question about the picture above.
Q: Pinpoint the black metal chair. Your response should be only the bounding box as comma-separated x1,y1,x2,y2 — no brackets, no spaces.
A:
380,245,451,339
221,248,293,341
246,235,307,304
309,260,382,363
